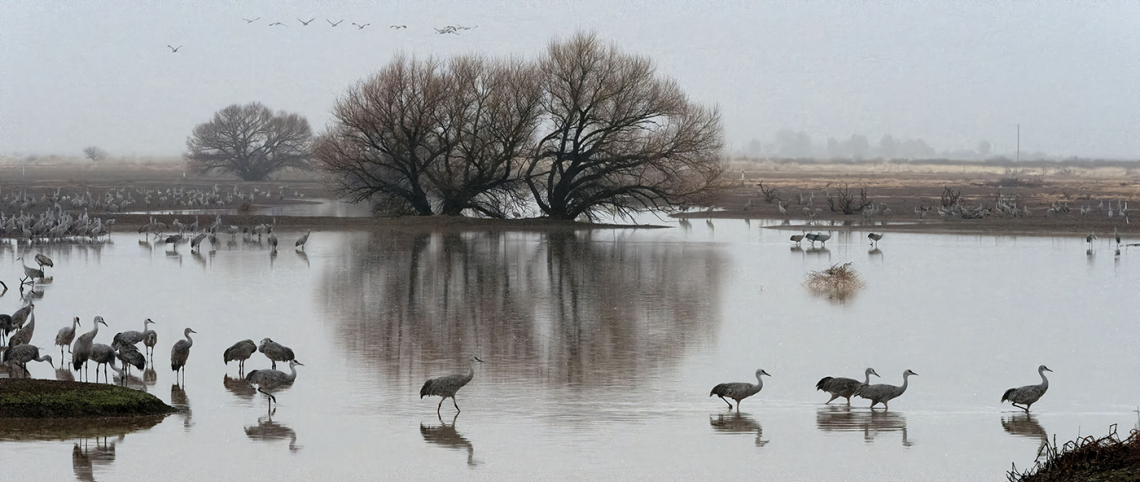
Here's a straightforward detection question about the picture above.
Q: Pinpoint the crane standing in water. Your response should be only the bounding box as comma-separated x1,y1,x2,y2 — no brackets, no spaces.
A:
1002,365,1052,413
55,317,81,359
710,368,771,411
259,338,295,369
817,367,879,405
421,356,484,415
295,230,311,251
224,339,258,374
72,316,108,381
854,369,917,410
246,359,304,409
171,328,196,384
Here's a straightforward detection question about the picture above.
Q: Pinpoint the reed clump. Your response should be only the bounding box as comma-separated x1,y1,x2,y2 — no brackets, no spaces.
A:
1008,425,1140,482
804,262,864,302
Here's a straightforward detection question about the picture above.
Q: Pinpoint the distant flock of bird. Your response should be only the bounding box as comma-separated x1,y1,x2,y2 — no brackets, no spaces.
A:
165,17,479,53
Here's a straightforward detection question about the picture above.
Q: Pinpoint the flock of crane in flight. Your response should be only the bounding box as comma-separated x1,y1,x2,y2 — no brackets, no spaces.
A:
165,16,478,53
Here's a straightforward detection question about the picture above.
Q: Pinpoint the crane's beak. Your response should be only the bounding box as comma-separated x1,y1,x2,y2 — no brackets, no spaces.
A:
295,361,305,366
474,356,484,363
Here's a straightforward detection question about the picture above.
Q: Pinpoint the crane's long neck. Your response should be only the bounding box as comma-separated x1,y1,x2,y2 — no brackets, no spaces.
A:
34,354,50,363
898,373,910,394
751,373,765,394
864,371,872,384
1038,368,1049,389
285,364,298,383
72,318,79,330
184,331,194,347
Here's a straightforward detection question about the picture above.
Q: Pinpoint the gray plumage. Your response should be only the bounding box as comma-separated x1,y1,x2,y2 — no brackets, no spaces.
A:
115,318,155,347
224,339,258,373
1002,365,1052,413
817,367,879,405
3,344,53,376
868,233,884,246
854,369,917,410
267,228,278,250
11,303,34,330
421,356,484,415
90,343,124,382
143,324,158,357
170,327,196,379
17,256,44,282
246,359,304,407
72,316,108,378
8,311,35,347
116,343,146,375
710,368,771,411
55,316,81,358
259,338,295,369
295,230,311,250
0,314,13,343
34,253,53,269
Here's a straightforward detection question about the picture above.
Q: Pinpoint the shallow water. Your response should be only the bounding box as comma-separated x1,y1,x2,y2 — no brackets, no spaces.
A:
1,219,1137,480
122,198,372,217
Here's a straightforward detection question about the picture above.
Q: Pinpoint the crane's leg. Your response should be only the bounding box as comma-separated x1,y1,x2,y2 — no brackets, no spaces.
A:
718,396,733,410
453,397,461,413
845,396,852,406
437,398,444,415
825,394,839,404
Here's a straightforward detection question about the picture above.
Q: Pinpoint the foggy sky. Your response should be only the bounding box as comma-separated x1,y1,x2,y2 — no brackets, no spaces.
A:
2,1,1137,159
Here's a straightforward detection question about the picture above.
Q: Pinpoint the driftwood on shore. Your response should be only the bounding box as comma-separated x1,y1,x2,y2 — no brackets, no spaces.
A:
1008,425,1140,482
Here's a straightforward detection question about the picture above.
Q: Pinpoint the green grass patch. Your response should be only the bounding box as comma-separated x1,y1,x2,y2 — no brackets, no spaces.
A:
0,378,175,418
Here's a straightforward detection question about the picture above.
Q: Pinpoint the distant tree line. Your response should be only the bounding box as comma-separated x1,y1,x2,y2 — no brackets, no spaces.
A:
747,130,996,161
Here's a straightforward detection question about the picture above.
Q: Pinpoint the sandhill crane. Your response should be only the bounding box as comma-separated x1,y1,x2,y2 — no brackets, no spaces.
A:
0,314,13,344
246,360,304,410
295,230,311,250
328,19,343,26
190,232,208,252
790,232,805,245
56,317,80,358
814,232,832,248
421,356,484,415
115,343,145,377
1002,365,1052,413
816,367,879,405
778,201,788,217
259,338,295,369
243,17,259,23
3,344,52,376
171,327,196,383
143,324,158,358
224,339,258,374
868,233,884,247
72,316,108,381
854,369,917,410
298,17,315,25
17,256,44,285
167,45,182,53
269,22,286,27
711,369,771,412
390,24,407,29
34,253,53,271
90,343,124,383
267,227,278,251
352,22,370,29
8,310,35,347
114,318,154,347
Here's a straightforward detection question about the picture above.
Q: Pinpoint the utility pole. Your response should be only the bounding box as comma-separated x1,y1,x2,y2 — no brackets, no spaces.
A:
1016,124,1020,163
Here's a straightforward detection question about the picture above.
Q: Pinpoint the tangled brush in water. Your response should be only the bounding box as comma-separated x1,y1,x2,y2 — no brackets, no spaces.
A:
1008,424,1140,481
804,262,864,302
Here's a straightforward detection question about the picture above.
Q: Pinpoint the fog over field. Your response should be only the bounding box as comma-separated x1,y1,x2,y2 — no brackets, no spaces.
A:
2,1,1137,159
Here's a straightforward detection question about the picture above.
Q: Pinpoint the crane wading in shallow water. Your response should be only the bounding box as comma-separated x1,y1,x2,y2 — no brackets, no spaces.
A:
72,316,108,381
710,368,771,411
1002,365,1052,413
246,359,304,410
259,338,295,369
421,356,484,415
55,316,80,359
817,367,879,405
854,369,917,410
224,339,258,374
171,328,196,384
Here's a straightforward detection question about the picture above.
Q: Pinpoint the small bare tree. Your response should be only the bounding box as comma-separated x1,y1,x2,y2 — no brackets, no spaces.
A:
941,186,962,207
83,146,107,162
826,183,872,214
525,33,725,221
185,102,312,181
757,181,780,203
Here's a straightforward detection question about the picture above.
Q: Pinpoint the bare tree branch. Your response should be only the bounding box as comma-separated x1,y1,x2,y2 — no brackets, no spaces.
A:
184,102,312,181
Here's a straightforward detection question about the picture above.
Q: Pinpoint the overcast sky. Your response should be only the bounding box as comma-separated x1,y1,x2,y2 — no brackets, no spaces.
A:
3,1,1138,159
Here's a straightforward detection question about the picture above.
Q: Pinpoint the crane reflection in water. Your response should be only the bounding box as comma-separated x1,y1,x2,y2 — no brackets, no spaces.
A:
421,413,478,467
816,406,913,446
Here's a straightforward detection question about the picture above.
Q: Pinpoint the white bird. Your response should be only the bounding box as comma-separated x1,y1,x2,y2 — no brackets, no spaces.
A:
710,368,770,411
1002,365,1052,413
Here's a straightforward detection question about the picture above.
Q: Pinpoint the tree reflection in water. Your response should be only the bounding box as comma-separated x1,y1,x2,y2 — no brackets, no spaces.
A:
816,406,913,446
421,413,478,466
710,412,769,447
323,230,723,388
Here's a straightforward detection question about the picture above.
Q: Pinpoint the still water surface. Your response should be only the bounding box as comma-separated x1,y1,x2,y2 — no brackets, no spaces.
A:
1,219,1137,480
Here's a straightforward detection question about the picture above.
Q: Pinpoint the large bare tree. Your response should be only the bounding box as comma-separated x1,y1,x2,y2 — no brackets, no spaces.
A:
314,57,450,216
526,33,725,220
185,102,312,181
426,56,544,217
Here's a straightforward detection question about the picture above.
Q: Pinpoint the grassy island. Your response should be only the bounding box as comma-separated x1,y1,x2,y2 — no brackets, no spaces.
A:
0,378,176,418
